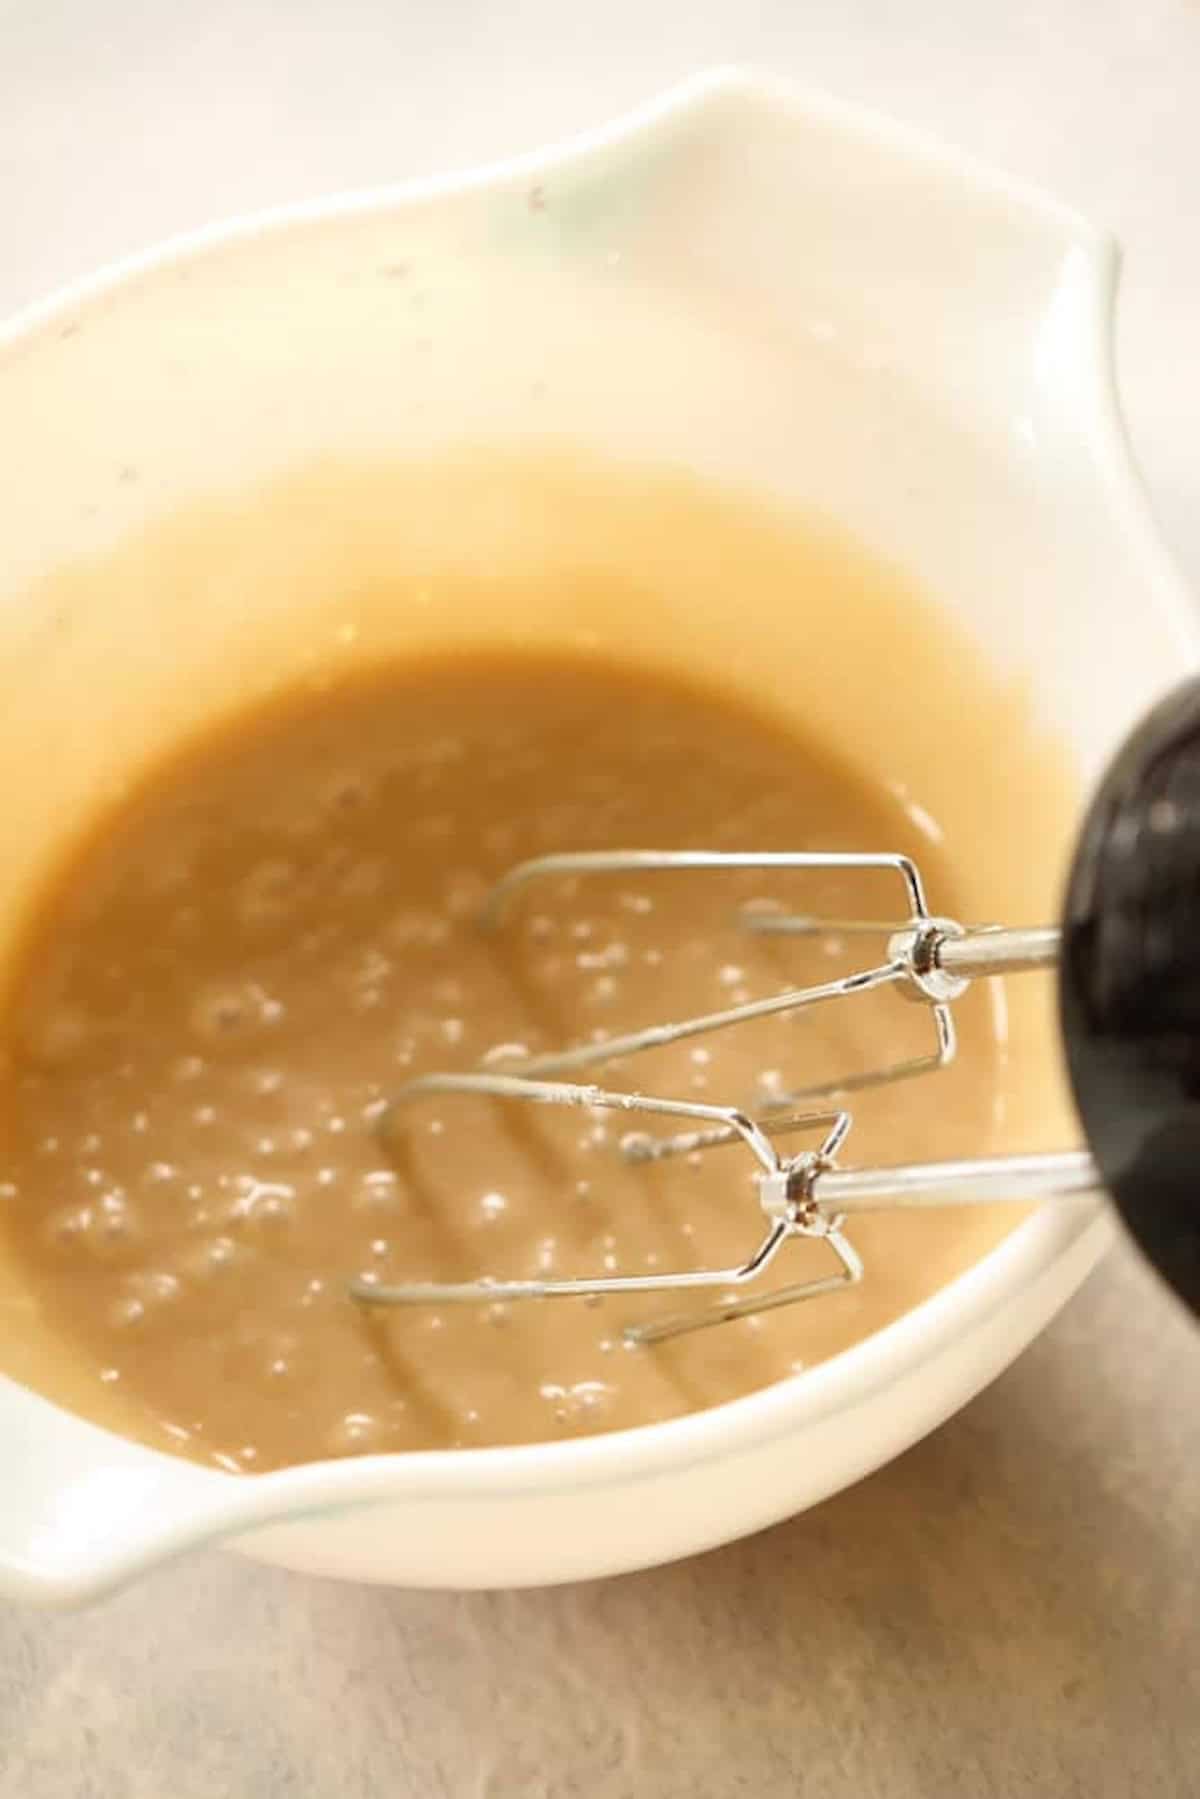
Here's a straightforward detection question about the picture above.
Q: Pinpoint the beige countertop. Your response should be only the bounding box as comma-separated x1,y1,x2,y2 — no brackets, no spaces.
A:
1,3,1198,1793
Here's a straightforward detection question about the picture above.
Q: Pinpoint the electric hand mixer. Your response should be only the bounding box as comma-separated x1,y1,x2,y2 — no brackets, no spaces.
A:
353,678,1200,1344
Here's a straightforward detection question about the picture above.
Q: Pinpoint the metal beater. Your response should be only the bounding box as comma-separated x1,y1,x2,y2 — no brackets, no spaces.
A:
353,681,1200,1340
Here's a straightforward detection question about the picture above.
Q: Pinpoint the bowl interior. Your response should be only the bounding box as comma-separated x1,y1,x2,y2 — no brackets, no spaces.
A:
0,79,1189,1459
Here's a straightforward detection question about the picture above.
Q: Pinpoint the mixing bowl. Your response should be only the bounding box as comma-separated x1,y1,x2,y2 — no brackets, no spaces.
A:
0,68,1194,1605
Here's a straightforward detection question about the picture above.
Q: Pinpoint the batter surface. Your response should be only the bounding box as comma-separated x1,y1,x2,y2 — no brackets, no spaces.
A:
0,647,1007,1472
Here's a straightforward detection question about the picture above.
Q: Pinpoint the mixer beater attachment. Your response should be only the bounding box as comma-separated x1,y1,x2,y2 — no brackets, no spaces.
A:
352,849,1094,1343
353,678,1200,1336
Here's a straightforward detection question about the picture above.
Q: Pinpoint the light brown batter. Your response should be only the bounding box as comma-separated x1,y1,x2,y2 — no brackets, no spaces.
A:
0,641,1011,1473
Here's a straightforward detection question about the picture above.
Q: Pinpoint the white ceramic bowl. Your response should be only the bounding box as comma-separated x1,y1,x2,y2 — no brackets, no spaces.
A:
1,69,1195,1606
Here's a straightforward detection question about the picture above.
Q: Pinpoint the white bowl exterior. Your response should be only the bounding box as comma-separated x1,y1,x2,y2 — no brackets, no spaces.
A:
0,69,1194,1602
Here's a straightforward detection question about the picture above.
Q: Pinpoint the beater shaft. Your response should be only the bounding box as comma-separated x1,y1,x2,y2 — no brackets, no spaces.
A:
818,1148,1098,1212
935,925,1061,979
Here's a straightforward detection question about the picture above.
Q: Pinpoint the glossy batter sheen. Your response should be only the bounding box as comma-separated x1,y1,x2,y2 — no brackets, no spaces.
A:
0,649,1005,1473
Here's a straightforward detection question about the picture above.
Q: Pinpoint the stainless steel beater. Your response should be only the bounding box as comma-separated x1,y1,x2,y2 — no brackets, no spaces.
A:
353,680,1200,1341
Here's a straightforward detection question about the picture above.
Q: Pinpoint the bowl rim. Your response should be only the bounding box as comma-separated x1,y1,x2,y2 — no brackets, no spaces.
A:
0,63,1113,357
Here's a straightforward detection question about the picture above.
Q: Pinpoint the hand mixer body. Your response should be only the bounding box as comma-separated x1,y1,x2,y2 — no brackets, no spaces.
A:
1060,676,1200,1316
